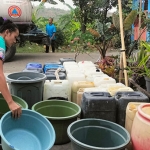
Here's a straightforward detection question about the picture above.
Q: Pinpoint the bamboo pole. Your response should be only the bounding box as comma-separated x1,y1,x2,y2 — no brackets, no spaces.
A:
119,56,123,83
118,0,128,86
138,0,142,41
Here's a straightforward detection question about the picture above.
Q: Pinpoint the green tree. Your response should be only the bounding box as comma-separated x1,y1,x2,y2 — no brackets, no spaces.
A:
56,5,80,44
72,0,118,32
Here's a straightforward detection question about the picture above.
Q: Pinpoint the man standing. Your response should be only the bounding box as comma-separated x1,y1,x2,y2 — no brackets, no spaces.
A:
45,17,56,53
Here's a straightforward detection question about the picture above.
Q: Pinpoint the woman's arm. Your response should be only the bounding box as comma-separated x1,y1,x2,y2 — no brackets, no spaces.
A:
0,60,22,118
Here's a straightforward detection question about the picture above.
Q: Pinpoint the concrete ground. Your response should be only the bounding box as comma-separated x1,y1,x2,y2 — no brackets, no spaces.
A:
2,51,119,150
4,51,118,73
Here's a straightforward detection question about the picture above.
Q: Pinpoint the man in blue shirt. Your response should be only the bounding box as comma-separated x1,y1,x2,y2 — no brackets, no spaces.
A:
46,17,56,53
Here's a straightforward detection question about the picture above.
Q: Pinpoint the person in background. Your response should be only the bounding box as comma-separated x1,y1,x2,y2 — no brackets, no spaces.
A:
0,17,22,118
45,17,56,53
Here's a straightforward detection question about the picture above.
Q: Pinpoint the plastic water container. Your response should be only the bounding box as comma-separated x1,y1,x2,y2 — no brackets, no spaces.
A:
79,65,96,69
131,103,150,150
81,92,116,122
44,67,66,74
79,66,96,72
43,64,64,73
67,73,85,86
115,91,149,127
23,63,43,73
125,102,147,135
77,87,107,107
67,119,130,150
84,87,108,92
63,62,78,68
22,68,43,73
0,109,55,150
84,70,103,76
99,83,125,88
92,74,109,79
43,80,70,101
71,81,95,104
59,58,76,65
94,76,116,87
45,72,66,80
85,71,104,81
92,74,109,83
32,100,81,145
44,62,61,65
77,88,86,107
78,61,95,67
64,63,78,68
106,83,131,96
66,68,82,74
65,66,81,74
6,72,46,109
26,63,42,70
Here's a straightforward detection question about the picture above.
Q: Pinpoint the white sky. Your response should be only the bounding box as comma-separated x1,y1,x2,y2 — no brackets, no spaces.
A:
31,0,116,12
31,0,75,10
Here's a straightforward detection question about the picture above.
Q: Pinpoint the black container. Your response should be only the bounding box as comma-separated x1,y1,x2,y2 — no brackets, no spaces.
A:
45,68,66,74
81,92,116,122
59,58,76,65
23,68,43,73
115,91,149,127
45,72,66,80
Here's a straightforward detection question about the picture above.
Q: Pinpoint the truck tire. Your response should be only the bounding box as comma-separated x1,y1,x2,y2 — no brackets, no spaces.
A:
5,45,16,62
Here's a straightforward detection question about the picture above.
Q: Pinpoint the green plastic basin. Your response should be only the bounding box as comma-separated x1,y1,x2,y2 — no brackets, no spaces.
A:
32,100,81,145
0,94,28,119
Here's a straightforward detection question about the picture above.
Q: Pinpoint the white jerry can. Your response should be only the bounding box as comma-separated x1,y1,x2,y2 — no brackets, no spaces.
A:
43,80,71,101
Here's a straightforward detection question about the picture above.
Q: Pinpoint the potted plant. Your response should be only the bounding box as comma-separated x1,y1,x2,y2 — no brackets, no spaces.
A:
138,42,150,92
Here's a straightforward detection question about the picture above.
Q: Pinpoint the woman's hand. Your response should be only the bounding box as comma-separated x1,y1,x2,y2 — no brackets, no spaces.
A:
8,101,22,119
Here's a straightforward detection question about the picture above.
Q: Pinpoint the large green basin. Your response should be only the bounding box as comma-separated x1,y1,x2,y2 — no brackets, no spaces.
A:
32,100,81,145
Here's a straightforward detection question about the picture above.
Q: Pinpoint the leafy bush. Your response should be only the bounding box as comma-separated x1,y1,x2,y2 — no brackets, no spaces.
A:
55,28,66,49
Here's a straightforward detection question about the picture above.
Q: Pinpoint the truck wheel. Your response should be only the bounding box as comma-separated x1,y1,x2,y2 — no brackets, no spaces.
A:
5,45,16,62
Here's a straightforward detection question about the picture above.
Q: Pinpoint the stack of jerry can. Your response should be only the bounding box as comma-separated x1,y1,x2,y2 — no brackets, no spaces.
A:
43,63,66,80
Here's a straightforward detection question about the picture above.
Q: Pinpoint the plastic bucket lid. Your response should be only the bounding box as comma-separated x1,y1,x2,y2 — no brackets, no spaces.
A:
6,72,46,83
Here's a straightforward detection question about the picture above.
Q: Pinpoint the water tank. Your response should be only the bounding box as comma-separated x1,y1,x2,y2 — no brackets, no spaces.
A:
0,0,32,22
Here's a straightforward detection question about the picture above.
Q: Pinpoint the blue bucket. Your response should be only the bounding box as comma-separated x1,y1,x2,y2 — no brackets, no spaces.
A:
0,109,55,150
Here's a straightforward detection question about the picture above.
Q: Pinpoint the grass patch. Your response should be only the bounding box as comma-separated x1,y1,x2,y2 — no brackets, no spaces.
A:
16,42,45,53
16,41,98,53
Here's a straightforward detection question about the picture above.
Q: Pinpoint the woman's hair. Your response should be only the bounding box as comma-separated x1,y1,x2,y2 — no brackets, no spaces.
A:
0,17,18,33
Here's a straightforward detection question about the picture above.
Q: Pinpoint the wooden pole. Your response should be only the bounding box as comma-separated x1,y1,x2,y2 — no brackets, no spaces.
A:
118,0,128,86
138,0,142,41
